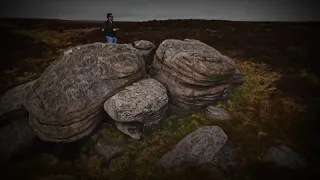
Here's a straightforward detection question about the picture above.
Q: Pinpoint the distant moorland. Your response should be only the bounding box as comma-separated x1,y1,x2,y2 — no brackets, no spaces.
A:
1,18,319,180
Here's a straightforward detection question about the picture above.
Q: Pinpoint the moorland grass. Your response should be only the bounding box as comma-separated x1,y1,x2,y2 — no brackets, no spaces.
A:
1,25,319,180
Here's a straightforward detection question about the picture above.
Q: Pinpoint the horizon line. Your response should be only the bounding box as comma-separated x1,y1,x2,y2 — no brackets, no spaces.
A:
1,17,319,23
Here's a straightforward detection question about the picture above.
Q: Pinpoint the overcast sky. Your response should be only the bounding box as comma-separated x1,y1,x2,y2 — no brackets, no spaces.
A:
1,0,320,21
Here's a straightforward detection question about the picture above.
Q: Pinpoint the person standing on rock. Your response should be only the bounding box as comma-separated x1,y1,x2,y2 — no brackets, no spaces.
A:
102,13,119,44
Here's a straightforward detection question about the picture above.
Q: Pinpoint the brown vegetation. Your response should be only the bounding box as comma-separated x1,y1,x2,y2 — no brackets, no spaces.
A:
0,18,319,180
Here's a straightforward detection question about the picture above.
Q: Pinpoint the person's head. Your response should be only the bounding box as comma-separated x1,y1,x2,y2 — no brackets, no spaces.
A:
107,13,113,21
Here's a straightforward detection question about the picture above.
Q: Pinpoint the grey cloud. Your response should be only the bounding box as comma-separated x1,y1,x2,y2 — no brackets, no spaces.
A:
0,0,319,21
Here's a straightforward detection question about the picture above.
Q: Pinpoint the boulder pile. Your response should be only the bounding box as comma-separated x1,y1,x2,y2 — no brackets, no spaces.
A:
149,39,243,114
0,39,243,163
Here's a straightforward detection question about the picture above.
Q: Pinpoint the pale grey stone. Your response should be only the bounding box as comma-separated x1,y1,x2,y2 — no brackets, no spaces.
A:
149,39,243,114
25,42,146,142
104,78,168,139
205,106,232,121
158,126,236,171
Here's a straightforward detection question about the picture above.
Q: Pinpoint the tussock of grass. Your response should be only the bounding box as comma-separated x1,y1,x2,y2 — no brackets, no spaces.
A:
223,61,282,110
13,29,69,49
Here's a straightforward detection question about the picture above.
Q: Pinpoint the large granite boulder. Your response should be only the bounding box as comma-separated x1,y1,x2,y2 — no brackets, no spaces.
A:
149,39,243,114
25,42,146,142
0,80,36,123
104,78,168,139
132,40,156,71
157,126,236,172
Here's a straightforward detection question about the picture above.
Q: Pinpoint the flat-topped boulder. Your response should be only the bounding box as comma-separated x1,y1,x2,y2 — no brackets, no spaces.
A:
149,39,243,114
25,42,146,142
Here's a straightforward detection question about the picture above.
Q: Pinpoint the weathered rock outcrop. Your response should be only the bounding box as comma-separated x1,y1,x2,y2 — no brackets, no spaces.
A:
157,126,236,172
132,40,156,71
149,39,243,114
25,42,146,142
104,78,168,139
231,68,245,85
0,80,36,123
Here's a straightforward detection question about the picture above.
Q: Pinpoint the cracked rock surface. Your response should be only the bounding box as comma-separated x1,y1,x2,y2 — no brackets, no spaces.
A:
104,78,168,139
24,42,146,142
149,39,243,114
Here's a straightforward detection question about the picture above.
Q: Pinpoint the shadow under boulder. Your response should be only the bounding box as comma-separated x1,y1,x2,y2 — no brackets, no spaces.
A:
0,117,36,163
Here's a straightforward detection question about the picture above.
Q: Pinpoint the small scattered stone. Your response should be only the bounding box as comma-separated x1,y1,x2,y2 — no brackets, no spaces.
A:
93,133,125,163
258,131,268,137
115,123,142,140
157,126,236,172
263,145,306,169
205,106,232,121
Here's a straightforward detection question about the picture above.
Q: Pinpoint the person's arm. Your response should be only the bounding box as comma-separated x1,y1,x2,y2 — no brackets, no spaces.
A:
101,21,106,31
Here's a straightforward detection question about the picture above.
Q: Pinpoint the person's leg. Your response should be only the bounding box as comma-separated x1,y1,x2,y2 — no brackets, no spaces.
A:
106,36,113,43
113,37,117,44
